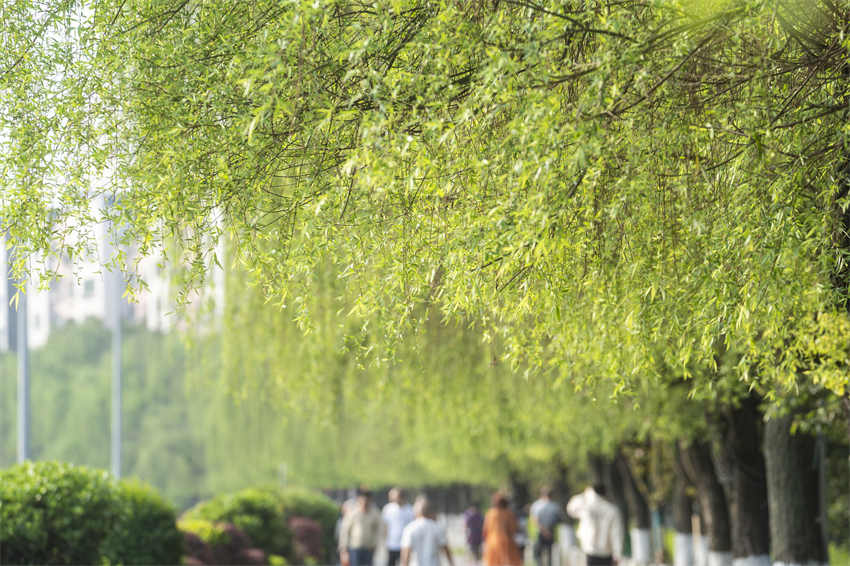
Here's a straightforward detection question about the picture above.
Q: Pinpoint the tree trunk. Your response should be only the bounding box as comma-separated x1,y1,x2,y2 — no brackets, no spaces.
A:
616,450,652,564
617,450,652,529
719,395,770,566
764,415,827,566
551,458,578,553
551,459,571,507
589,454,607,487
680,440,733,566
672,446,695,566
508,468,531,511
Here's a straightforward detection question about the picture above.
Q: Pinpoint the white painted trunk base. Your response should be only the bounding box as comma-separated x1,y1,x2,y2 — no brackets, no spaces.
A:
673,532,694,566
732,556,770,566
772,562,828,566
693,536,709,566
707,551,733,566
630,528,651,565
557,524,576,548
556,525,583,566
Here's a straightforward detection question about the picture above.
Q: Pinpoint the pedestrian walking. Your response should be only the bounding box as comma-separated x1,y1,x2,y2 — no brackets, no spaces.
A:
530,487,563,566
483,493,523,566
464,504,484,562
400,495,454,566
566,485,623,566
339,488,383,566
514,506,529,564
383,488,415,566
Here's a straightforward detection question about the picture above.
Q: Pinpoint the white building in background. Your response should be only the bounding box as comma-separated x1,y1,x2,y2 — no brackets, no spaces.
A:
0,243,16,350
0,229,224,351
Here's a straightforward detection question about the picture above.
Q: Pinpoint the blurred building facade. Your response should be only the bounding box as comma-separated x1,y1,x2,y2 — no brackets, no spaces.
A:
0,230,224,351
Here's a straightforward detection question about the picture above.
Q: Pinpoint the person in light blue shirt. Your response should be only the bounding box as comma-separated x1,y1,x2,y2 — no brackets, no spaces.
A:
530,486,564,566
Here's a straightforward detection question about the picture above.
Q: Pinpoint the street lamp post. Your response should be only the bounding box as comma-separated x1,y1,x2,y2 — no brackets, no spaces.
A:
16,281,29,463
110,269,122,479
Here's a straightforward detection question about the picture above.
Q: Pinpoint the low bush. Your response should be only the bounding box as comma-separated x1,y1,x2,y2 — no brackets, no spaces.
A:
182,529,216,565
183,488,292,559
179,519,267,565
100,479,183,565
183,487,339,563
0,461,184,565
288,516,323,564
180,519,231,548
278,488,339,563
0,461,116,564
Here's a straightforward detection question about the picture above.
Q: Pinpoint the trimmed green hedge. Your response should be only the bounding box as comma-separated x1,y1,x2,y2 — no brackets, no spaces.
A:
278,488,339,563
0,461,116,564
183,488,293,559
183,486,339,563
0,461,181,565
179,519,269,565
101,479,183,565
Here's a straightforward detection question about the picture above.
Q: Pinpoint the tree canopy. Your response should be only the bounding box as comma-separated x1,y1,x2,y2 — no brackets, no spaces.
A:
4,5,850,559
3,1,850,403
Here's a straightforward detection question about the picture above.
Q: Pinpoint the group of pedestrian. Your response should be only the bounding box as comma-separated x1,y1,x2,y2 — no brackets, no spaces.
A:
337,482,622,566
337,487,454,566
463,484,623,566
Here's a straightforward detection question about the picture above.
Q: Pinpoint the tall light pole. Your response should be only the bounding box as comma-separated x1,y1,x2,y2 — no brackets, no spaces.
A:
110,268,122,479
16,278,29,463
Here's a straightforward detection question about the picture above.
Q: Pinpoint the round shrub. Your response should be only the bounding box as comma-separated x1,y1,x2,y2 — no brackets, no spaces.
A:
277,488,339,562
288,516,323,564
182,529,215,565
179,519,267,565
217,523,262,564
100,479,183,565
183,488,291,557
183,487,339,563
0,461,116,564
180,519,232,548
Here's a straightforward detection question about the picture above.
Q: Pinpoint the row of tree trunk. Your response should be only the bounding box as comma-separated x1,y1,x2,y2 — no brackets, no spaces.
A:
594,395,829,566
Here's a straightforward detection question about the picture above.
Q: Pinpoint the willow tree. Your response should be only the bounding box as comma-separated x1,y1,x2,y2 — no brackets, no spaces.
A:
2,1,850,564
199,257,645,489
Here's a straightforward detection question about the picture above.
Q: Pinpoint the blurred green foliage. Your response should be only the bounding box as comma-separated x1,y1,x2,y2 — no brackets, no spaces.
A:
181,486,338,563
0,461,181,565
0,320,207,508
0,461,115,564
183,487,293,559
277,488,339,563
178,519,230,548
100,479,184,565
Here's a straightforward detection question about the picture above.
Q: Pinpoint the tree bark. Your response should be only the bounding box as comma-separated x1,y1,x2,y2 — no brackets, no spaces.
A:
508,468,531,511
616,450,652,563
552,458,575,525
605,455,631,535
719,395,770,562
764,414,827,565
672,461,695,566
589,454,608,488
672,447,694,535
680,440,733,556
616,450,652,529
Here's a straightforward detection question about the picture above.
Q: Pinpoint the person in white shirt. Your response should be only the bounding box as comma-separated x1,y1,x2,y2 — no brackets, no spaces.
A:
401,496,454,566
566,484,623,566
383,488,415,566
